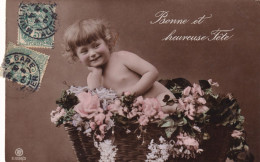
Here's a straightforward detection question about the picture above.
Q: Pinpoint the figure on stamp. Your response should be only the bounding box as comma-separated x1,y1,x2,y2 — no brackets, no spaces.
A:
18,3,57,48
63,19,177,113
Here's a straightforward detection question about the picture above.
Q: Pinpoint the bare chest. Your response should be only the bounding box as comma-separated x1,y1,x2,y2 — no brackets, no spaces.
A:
102,57,139,91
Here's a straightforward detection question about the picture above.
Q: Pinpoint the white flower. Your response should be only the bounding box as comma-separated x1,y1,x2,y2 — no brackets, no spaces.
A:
67,86,89,95
77,127,82,131
67,86,118,110
71,114,83,127
92,88,118,110
146,137,173,162
159,136,166,143
83,128,92,136
208,79,219,87
226,93,233,100
95,139,118,162
196,149,203,153
106,119,115,131
50,107,66,124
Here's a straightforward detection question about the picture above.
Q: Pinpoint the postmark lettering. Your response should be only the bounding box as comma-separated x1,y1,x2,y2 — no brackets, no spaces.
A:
17,3,57,48
3,53,41,91
2,42,50,92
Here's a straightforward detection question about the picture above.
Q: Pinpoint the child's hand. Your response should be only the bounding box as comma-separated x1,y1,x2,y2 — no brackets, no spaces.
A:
87,67,103,75
87,67,103,90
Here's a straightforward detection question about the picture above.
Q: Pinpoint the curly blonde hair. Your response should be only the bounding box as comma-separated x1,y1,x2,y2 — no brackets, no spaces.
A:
63,19,117,62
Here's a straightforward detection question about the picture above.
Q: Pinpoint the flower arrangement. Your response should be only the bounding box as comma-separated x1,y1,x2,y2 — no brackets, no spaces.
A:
51,78,253,162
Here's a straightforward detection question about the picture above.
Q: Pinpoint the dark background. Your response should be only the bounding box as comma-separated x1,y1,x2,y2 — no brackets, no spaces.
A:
6,0,260,161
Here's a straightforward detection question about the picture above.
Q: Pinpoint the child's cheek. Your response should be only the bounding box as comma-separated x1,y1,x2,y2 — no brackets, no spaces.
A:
98,46,105,51
79,56,88,65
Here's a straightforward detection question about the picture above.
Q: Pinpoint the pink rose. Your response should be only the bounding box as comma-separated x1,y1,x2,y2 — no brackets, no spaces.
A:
197,105,209,114
105,111,113,123
74,92,102,118
123,107,128,112
107,100,124,116
127,108,138,119
94,113,106,125
208,79,219,87
185,103,195,120
177,99,186,112
197,97,206,104
192,83,204,96
182,137,199,149
178,98,185,106
226,93,233,100
90,122,96,130
56,106,61,111
183,95,195,103
231,130,243,139
99,124,107,134
142,98,160,117
177,133,199,150
133,96,144,106
138,115,149,126
183,86,191,96
96,134,105,141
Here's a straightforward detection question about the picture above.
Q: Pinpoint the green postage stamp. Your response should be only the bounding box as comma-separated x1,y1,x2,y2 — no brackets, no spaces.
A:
2,42,50,91
18,3,57,48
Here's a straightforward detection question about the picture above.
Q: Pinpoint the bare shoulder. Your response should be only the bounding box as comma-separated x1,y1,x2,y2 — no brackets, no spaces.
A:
114,50,140,60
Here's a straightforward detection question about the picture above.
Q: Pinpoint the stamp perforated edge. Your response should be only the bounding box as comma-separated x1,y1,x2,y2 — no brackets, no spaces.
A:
17,3,57,49
4,42,50,91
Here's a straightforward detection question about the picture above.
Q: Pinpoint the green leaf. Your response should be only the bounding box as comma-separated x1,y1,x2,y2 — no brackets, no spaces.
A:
222,119,230,126
183,118,187,125
161,120,174,127
238,116,245,123
178,118,187,126
235,124,242,130
233,142,244,151
165,127,177,138
203,133,210,140
157,119,165,126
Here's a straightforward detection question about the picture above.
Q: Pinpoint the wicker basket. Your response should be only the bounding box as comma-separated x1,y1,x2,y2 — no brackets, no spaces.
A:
65,123,231,162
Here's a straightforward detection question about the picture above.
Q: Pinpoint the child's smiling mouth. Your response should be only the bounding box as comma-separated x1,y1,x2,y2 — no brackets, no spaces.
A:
90,56,101,62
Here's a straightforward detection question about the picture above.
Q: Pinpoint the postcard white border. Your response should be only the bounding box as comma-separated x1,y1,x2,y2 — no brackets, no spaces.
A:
0,0,6,161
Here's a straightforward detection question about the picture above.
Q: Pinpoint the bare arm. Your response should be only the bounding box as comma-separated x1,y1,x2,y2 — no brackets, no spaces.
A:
120,51,159,96
87,67,103,90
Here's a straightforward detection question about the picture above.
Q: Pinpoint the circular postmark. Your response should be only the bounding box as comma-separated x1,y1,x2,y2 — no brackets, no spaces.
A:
3,53,41,91
18,3,57,39
15,148,23,156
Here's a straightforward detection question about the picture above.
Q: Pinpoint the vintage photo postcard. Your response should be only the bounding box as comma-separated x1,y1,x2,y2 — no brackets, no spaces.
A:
3,0,260,161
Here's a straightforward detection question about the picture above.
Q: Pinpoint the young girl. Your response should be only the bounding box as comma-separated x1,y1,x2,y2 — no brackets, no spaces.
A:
63,19,176,113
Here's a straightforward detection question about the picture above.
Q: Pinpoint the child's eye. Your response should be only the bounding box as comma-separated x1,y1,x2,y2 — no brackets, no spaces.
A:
93,43,100,48
81,50,88,54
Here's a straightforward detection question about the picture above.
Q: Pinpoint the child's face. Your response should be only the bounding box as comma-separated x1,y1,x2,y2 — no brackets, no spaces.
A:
76,39,111,67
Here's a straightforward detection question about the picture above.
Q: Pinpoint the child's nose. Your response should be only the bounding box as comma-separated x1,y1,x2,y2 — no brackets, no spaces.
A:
89,50,97,58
